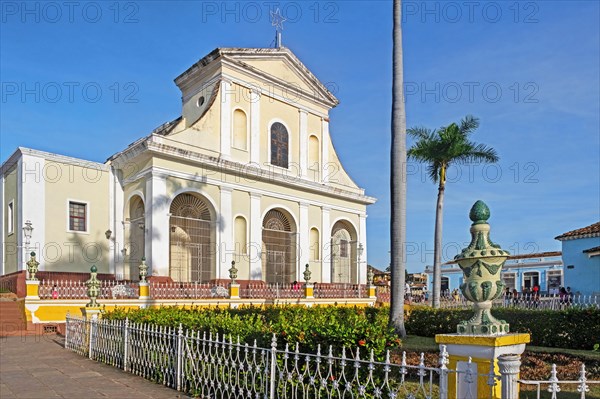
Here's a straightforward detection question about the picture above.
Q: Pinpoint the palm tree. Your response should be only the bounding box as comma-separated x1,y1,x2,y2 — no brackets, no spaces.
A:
407,115,499,308
389,0,407,336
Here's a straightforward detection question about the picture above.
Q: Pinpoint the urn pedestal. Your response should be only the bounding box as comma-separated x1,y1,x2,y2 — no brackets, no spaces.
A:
435,201,530,399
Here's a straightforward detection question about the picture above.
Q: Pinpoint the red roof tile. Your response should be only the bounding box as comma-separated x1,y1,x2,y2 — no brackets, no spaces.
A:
555,222,600,241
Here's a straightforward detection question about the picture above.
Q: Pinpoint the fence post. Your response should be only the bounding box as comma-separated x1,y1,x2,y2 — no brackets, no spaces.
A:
88,317,96,360
123,318,129,372
439,345,449,399
64,312,70,349
498,354,522,399
176,323,183,392
269,334,277,399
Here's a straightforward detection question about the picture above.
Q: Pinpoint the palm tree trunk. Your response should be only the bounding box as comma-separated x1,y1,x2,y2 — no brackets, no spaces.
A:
432,180,445,308
389,0,407,336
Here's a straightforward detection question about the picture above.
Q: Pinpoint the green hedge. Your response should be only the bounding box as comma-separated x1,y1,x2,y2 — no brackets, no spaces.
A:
104,305,400,359
405,306,600,350
104,305,600,352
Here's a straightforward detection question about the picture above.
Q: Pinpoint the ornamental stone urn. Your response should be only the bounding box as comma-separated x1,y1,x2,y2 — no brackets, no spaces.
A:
26,252,40,280
138,257,148,282
454,200,510,335
85,265,101,307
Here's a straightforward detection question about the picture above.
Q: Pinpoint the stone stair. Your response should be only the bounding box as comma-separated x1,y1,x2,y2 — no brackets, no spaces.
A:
0,300,33,336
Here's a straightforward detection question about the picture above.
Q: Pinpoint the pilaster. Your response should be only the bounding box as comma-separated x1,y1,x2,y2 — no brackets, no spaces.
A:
321,207,331,283
220,79,233,160
145,173,169,276
298,202,309,280
220,187,233,278
250,88,261,164
321,118,330,184
358,214,368,284
20,154,45,270
249,193,262,280
299,110,308,178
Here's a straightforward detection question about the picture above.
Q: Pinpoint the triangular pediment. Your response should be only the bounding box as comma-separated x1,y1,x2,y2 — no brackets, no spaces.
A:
175,47,339,109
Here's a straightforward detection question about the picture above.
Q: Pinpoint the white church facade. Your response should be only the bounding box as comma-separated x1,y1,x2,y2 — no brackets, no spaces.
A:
1,47,376,284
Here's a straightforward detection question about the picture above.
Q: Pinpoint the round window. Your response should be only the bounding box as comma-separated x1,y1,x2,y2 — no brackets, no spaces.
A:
197,96,205,107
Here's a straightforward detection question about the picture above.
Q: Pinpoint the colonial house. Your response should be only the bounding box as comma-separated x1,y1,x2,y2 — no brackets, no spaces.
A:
0,46,376,285
555,222,600,296
425,251,564,295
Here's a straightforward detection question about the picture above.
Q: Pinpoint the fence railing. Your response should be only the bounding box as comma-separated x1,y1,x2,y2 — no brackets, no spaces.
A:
149,282,228,299
374,288,600,310
0,273,19,294
39,280,139,300
314,283,367,299
64,315,598,399
240,283,304,299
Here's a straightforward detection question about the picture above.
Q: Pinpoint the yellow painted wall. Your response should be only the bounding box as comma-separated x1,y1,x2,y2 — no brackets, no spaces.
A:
44,160,111,273
3,165,18,273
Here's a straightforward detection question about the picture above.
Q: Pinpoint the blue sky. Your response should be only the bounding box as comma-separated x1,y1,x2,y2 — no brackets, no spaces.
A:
1,1,599,272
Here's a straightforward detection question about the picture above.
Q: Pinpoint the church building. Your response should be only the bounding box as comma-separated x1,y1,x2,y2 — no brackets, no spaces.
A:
1,46,376,285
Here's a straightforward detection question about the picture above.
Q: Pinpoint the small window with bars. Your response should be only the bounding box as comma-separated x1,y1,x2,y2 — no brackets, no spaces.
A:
69,202,87,232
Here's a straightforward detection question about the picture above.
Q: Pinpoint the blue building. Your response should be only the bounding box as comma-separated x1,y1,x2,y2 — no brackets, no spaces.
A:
425,251,564,296
555,222,600,296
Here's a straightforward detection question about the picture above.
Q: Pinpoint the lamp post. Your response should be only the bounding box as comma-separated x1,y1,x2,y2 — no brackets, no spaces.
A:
23,220,33,250
358,242,364,284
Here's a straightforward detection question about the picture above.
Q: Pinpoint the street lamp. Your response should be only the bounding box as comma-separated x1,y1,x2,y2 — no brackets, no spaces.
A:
23,220,33,250
357,242,364,285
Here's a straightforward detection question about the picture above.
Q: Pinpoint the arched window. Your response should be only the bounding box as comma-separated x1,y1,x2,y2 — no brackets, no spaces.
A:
234,216,247,254
233,109,247,150
270,122,289,168
169,193,215,282
126,195,145,280
309,228,320,261
308,135,320,180
331,220,357,283
262,209,296,283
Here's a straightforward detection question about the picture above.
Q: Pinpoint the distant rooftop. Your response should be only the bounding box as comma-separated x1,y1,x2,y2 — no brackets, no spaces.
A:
555,222,600,241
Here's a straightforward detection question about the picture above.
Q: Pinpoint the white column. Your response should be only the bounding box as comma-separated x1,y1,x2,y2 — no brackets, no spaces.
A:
249,193,262,280
321,118,330,183
20,154,45,270
0,173,4,275
219,187,233,279
220,79,232,160
498,355,522,399
298,202,309,280
321,207,331,283
358,214,368,284
145,173,169,276
250,88,261,164
113,168,125,279
108,167,115,275
299,110,308,178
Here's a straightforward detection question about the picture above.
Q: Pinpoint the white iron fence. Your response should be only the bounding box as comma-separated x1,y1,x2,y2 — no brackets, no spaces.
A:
64,316,598,399
149,282,228,299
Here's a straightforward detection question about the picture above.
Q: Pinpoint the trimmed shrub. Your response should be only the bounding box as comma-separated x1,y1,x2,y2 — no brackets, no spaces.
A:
104,305,400,359
405,306,600,350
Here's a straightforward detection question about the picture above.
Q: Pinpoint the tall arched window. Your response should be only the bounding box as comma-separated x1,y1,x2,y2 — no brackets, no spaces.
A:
126,195,145,280
270,122,289,168
262,209,296,283
234,216,247,255
169,193,215,282
331,220,357,283
309,227,320,261
233,109,247,150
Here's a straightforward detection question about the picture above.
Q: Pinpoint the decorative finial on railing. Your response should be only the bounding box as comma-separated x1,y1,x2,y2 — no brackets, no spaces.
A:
85,265,101,307
367,267,374,285
229,261,238,284
139,257,148,282
303,264,312,283
455,200,510,335
26,252,40,280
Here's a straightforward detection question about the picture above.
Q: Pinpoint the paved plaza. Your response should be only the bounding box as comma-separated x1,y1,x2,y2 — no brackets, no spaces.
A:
0,335,190,399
